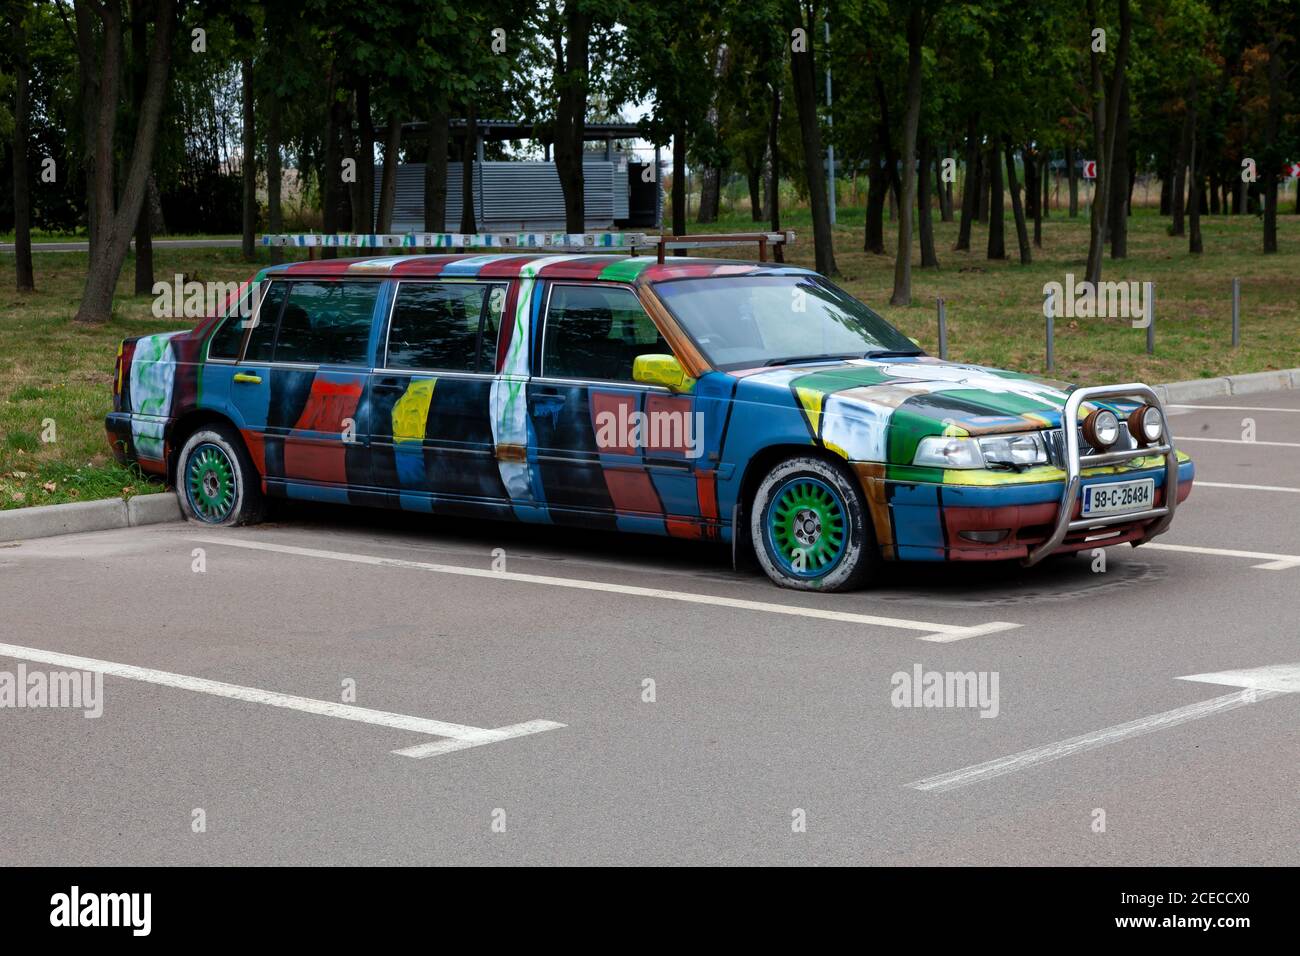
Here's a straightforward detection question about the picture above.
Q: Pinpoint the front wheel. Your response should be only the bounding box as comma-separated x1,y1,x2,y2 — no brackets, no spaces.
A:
750,455,879,591
176,425,264,526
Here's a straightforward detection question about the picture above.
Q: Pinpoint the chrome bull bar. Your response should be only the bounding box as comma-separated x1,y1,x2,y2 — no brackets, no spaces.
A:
1023,383,1179,566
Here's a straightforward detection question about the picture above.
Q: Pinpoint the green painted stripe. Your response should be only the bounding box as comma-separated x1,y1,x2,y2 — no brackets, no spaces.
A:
597,257,655,282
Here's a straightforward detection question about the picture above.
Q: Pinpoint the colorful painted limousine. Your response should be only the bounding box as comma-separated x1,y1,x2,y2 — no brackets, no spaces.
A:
107,248,1193,591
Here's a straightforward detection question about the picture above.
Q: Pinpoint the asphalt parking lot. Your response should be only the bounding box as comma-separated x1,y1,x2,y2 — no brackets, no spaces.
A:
2,392,1297,866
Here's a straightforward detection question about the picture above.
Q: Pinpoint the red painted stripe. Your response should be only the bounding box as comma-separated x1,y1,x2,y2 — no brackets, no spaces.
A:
603,469,663,515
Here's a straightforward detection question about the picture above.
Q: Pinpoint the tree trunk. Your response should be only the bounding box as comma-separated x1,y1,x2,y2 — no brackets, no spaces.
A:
791,2,836,276
1109,78,1129,258
1024,146,1042,247
460,102,477,234
918,133,938,268
890,6,923,304
936,146,953,222
131,0,154,292
424,109,448,233
1041,152,1050,218
768,78,783,262
986,143,1005,260
376,113,401,233
672,119,688,238
13,9,35,291
553,5,590,233
1263,38,1281,253
698,166,721,224
322,68,344,257
74,0,103,262
1086,0,1131,285
240,54,256,259
74,0,175,324
1066,142,1079,216
267,92,283,264
356,78,374,233
954,116,977,251
977,149,990,224
745,154,763,222
1171,91,1192,237
1159,164,1172,215
1005,140,1030,264
1188,81,1202,254
865,143,886,254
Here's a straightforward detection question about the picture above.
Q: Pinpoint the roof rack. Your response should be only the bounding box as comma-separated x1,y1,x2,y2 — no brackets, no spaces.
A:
259,231,795,264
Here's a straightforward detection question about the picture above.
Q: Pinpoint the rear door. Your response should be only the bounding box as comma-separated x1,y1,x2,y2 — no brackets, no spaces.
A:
232,278,380,500
367,279,510,514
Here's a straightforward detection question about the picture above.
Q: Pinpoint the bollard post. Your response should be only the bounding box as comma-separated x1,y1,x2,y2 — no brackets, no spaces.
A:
937,297,948,360
1045,289,1055,373
1232,277,1240,348
1145,281,1155,355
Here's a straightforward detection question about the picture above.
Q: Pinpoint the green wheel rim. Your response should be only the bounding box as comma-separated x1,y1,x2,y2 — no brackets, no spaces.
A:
766,475,848,578
186,442,236,522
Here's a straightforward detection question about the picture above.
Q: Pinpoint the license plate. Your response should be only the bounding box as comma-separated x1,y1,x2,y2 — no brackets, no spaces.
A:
1082,478,1154,517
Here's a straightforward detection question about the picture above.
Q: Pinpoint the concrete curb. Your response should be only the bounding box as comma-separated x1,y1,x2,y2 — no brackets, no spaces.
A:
1155,368,1300,404
0,492,180,544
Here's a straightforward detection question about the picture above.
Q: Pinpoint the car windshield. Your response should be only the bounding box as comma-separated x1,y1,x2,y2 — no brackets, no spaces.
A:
653,274,921,370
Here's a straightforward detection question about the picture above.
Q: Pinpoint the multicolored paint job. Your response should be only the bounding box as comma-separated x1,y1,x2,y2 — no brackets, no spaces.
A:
107,253,1194,562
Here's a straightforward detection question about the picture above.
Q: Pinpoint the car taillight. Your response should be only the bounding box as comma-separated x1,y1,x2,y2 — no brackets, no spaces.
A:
113,343,125,407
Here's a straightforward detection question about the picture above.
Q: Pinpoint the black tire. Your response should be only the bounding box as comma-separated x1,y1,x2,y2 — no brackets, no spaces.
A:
175,424,265,526
749,455,880,591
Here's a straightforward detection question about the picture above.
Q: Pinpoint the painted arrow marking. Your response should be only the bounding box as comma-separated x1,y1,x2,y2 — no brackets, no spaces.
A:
909,663,1298,793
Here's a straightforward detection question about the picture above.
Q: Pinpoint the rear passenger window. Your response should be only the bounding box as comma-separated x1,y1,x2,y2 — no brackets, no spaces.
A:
270,281,378,366
244,281,288,362
385,282,503,373
542,284,669,382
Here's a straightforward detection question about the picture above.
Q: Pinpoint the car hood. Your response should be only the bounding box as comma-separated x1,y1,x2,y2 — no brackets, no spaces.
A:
732,356,1120,465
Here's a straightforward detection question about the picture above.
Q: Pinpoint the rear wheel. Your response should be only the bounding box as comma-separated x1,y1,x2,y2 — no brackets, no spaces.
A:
176,425,264,526
750,455,879,591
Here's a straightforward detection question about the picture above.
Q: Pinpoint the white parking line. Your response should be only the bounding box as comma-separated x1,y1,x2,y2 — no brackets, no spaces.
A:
0,641,564,760
1175,436,1300,448
1194,480,1300,493
1140,542,1300,570
908,688,1283,793
1170,404,1300,413
191,535,1021,643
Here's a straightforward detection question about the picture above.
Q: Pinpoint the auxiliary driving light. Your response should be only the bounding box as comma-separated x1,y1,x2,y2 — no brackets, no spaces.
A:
1082,409,1121,450
1128,404,1164,445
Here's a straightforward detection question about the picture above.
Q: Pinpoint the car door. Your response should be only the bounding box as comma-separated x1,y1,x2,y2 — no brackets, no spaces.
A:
367,279,511,515
528,281,702,533
232,278,378,501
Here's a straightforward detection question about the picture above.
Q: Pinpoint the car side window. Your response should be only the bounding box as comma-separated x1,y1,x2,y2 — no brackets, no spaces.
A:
243,281,289,362
542,284,670,382
385,282,504,373
268,281,379,366
206,282,264,360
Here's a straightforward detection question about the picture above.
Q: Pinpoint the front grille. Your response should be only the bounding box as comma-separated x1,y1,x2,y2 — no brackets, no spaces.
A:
1044,422,1138,466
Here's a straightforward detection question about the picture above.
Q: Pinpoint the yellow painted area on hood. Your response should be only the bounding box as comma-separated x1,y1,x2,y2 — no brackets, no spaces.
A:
392,379,436,443
794,386,824,436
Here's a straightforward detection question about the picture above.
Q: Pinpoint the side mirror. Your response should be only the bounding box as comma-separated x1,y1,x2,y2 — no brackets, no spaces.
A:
633,353,694,392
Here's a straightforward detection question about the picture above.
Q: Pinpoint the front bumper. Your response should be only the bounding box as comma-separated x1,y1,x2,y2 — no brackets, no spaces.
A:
859,383,1193,563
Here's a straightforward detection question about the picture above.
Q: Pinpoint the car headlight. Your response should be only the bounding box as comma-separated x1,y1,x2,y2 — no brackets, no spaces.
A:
913,432,1048,469
1128,404,1163,445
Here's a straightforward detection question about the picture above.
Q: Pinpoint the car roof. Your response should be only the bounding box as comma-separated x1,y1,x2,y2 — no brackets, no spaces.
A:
255,253,818,286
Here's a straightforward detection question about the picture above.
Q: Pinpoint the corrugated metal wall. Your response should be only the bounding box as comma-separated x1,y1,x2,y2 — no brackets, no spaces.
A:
375,159,630,232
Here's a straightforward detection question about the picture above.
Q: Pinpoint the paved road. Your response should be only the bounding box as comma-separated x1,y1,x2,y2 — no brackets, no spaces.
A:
1,393,1297,865
0,238,241,254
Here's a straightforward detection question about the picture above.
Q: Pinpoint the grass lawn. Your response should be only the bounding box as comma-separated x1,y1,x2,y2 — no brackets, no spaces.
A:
0,207,1296,510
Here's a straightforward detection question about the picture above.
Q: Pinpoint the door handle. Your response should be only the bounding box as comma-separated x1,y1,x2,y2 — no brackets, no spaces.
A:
530,388,565,400
373,381,406,392
233,373,262,384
